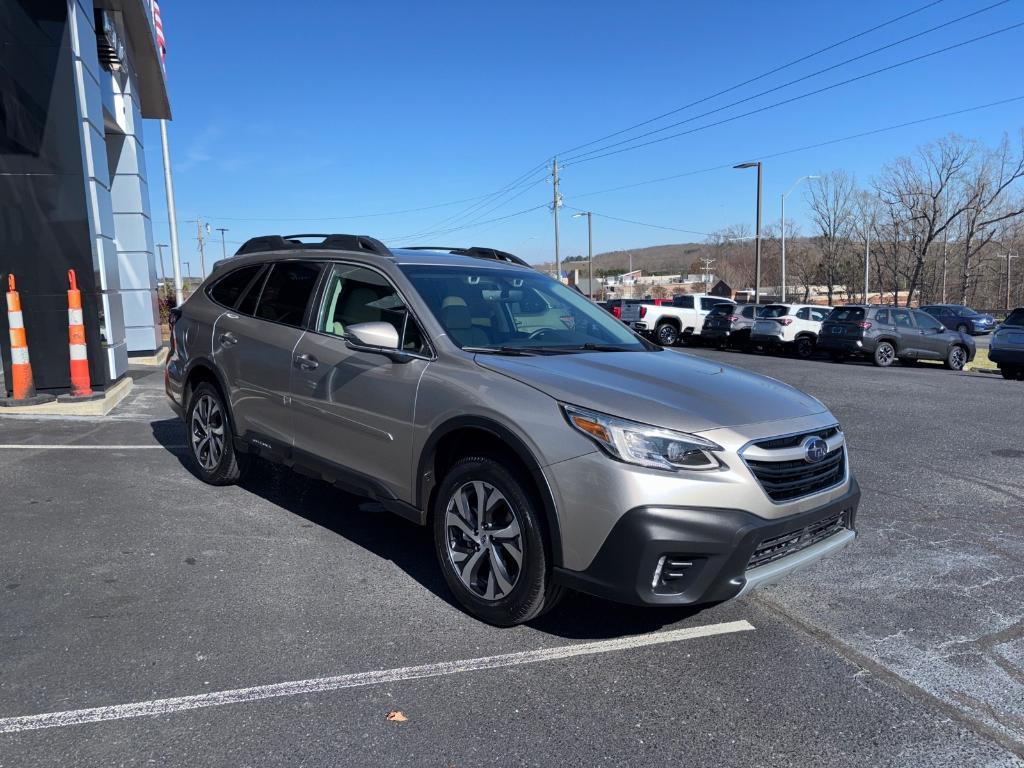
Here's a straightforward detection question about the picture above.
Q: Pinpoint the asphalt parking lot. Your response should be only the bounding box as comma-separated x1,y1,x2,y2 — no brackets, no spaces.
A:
1,355,1022,767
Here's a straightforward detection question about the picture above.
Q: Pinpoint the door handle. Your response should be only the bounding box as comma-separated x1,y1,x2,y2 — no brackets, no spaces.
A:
294,353,319,370
218,331,238,346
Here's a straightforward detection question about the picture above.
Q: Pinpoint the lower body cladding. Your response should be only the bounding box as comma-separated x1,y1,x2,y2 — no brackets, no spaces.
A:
552,485,858,606
816,336,867,355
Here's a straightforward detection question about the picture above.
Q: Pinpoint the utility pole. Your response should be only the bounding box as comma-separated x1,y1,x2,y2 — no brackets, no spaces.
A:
159,120,184,306
156,243,169,284
941,229,948,303
216,227,229,260
551,157,561,280
1005,252,1019,312
195,218,207,279
864,221,871,305
700,257,715,293
183,261,191,284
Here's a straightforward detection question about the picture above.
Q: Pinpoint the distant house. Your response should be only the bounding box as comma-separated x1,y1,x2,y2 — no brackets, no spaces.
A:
710,279,732,298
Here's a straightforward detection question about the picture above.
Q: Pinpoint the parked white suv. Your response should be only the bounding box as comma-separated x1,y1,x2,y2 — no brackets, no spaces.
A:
750,303,832,358
621,293,736,346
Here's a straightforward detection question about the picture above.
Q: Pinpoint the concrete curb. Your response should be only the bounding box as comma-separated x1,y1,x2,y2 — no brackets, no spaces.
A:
0,377,133,416
127,347,168,367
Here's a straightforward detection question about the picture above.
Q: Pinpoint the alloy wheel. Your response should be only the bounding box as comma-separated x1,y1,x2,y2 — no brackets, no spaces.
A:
957,323,969,334
190,394,226,471
949,346,967,370
444,480,524,601
657,324,678,346
876,342,895,367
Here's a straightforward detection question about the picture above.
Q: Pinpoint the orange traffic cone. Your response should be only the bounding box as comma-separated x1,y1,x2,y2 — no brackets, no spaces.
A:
3,275,53,406
66,269,93,397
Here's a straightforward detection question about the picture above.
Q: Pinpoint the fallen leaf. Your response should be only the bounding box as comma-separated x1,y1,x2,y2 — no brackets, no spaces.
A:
386,710,408,722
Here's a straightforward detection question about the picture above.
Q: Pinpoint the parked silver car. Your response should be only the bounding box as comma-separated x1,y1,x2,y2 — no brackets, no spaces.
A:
701,302,761,350
166,234,860,626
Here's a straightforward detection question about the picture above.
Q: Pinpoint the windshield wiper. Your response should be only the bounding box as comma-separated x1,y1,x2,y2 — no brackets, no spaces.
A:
576,343,641,352
462,346,540,356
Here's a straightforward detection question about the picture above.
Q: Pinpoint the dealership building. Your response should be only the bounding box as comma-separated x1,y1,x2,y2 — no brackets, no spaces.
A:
1,0,170,397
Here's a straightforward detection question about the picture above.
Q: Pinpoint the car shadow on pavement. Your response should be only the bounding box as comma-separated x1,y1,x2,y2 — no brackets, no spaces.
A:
151,418,715,640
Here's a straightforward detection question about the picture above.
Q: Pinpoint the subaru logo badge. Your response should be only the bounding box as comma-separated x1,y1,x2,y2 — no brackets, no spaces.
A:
803,436,828,463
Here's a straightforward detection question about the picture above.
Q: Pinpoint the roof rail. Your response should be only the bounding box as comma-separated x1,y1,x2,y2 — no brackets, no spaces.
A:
403,245,530,267
234,233,392,258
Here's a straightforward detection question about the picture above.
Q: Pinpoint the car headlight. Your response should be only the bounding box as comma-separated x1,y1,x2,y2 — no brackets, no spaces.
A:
562,404,723,471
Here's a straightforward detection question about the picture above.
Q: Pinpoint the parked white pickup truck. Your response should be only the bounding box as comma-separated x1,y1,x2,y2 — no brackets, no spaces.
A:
621,293,736,346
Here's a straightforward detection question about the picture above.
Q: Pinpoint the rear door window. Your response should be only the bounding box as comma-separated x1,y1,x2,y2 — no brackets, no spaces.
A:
914,311,944,332
796,307,811,320
673,295,694,309
891,309,914,329
254,261,322,327
208,264,263,309
874,309,890,325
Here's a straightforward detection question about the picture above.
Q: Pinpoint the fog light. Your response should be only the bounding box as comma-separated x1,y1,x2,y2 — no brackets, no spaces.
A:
651,556,666,588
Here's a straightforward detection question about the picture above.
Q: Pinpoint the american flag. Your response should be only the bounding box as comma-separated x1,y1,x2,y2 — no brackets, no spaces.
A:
152,0,166,62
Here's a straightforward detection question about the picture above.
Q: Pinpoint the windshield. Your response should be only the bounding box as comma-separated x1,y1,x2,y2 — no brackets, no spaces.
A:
759,304,791,319
401,264,651,353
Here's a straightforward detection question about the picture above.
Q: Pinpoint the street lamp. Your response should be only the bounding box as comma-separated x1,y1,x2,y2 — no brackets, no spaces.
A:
572,211,593,298
734,161,763,304
780,175,818,302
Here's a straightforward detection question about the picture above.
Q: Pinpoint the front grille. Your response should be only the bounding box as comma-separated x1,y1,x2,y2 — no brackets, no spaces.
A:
746,447,845,501
747,511,848,570
753,426,840,451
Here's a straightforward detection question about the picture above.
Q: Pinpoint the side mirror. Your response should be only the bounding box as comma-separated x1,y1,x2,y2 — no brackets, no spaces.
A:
345,322,401,353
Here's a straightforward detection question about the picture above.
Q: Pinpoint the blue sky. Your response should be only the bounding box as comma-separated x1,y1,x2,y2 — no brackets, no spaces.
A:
146,0,1024,273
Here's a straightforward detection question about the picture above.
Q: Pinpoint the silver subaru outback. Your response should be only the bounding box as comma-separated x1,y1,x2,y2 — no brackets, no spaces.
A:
166,234,859,626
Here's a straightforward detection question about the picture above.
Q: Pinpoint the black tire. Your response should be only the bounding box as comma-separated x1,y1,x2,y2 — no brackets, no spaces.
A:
185,381,245,485
655,322,679,347
944,344,968,371
433,456,563,627
873,341,896,368
956,323,969,334
1000,366,1016,380
793,336,815,359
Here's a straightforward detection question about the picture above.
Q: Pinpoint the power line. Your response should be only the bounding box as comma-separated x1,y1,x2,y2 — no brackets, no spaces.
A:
563,205,713,238
563,21,1024,167
385,203,549,242
561,1,1009,165
565,95,1024,202
553,0,950,158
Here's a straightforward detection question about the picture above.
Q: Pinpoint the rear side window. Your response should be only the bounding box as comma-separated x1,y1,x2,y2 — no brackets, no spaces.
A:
1005,309,1024,326
891,309,914,328
875,309,890,324
796,307,811,320
810,308,829,322
827,307,864,322
254,261,322,327
208,265,262,309
742,306,755,319
673,295,694,308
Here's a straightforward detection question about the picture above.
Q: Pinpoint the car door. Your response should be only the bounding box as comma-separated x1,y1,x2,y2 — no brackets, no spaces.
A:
213,259,323,454
913,310,949,360
889,309,918,356
289,263,432,500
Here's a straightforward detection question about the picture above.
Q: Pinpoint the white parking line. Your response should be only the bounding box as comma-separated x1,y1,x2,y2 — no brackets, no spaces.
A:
0,444,183,450
0,620,754,733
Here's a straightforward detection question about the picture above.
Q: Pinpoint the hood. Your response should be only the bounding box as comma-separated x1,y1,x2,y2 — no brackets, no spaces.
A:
475,350,827,434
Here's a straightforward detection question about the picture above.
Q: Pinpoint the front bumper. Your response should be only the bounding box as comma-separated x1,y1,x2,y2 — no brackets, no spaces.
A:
553,478,860,606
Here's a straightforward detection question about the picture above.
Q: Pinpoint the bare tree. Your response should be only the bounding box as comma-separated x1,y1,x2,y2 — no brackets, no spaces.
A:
875,135,978,306
955,131,1024,304
807,170,857,304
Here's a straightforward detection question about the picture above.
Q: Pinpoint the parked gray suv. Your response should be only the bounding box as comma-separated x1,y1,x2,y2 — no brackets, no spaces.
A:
166,234,860,626
818,305,975,369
